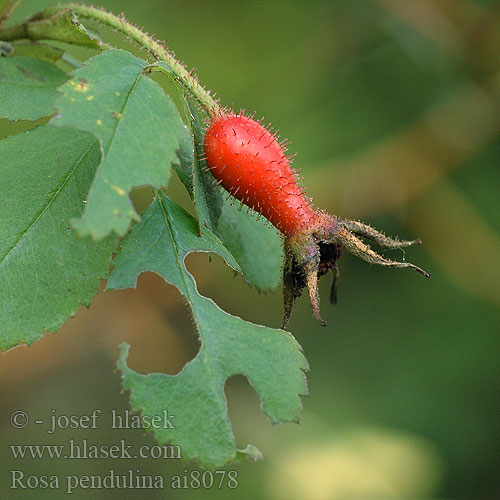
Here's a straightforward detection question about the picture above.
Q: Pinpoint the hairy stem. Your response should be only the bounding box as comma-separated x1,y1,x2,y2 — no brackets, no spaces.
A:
0,3,221,117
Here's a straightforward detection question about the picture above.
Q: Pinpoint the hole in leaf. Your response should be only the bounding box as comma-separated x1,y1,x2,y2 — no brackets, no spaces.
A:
113,272,201,375
224,374,272,447
0,116,50,140
185,252,283,327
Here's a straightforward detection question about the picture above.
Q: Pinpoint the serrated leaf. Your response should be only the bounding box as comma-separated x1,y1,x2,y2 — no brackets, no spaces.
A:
0,125,118,350
52,49,187,240
108,193,308,468
218,203,283,291
0,55,68,121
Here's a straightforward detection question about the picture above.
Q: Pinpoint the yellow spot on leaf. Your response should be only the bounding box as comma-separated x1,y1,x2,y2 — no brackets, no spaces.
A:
111,186,126,196
113,209,120,215
75,83,89,92
70,97,75,102
69,81,75,86
115,91,121,96
96,119,103,125
86,95,94,101
116,112,122,120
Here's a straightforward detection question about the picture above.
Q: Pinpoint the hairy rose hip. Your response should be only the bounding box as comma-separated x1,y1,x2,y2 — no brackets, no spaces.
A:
204,111,429,327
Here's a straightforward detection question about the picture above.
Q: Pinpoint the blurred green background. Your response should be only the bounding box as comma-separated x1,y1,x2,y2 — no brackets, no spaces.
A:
1,0,499,498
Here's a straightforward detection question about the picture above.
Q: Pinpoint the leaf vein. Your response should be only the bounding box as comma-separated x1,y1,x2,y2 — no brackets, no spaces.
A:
0,138,99,265
156,194,220,382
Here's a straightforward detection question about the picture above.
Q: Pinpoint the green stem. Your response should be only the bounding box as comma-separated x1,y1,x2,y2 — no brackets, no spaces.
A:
61,52,82,68
1,3,221,118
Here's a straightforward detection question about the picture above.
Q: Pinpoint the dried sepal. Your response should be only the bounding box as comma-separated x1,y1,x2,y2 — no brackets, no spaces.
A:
282,215,428,328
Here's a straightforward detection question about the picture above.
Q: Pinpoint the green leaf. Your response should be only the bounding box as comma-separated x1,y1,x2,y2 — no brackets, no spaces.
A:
0,55,68,121
23,10,103,50
173,103,283,291
171,127,195,196
10,40,64,63
149,62,283,290
108,193,308,468
0,0,21,28
4,0,52,27
0,125,118,350
154,61,222,235
218,203,283,291
52,49,187,240
186,100,223,234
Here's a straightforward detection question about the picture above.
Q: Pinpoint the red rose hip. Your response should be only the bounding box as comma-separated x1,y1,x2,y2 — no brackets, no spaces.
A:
204,113,318,235
204,111,429,327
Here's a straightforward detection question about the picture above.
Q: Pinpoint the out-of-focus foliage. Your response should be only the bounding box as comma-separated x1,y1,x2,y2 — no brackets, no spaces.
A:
1,0,498,499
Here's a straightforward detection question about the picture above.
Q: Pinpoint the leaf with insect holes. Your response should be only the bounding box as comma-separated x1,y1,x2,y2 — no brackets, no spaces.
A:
52,49,187,240
173,106,283,292
0,55,68,121
0,125,118,350
107,192,308,468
